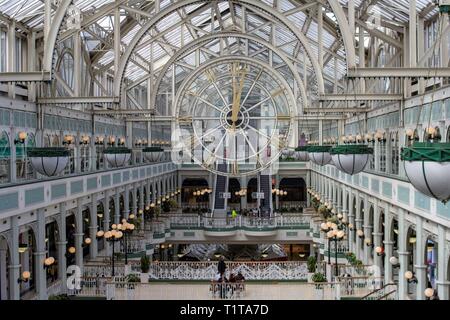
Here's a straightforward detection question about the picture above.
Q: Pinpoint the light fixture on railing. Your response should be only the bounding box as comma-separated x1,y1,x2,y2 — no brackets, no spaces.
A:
364,238,374,247
347,134,355,144
95,136,104,145
348,223,354,230
365,132,374,143
80,135,89,145
135,139,142,147
356,229,364,239
44,256,55,268
389,256,400,268
375,131,386,142
424,287,435,299
18,243,28,253
14,131,27,144
107,136,116,146
375,246,385,256
405,271,418,284
17,271,31,283
356,134,363,143
63,135,74,145
118,137,125,146
405,129,418,141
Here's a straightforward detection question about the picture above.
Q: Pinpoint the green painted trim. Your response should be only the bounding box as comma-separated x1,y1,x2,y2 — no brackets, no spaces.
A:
143,147,164,152
295,146,309,151
103,147,131,154
330,144,373,155
27,147,69,157
203,227,238,232
401,142,450,162
307,145,332,152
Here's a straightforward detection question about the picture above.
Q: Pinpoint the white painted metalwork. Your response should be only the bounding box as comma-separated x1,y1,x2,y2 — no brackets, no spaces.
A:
148,261,309,281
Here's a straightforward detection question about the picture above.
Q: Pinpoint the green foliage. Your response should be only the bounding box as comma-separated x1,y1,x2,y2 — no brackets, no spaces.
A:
28,147,70,157
162,200,171,213
307,256,317,273
311,272,327,282
126,274,141,283
48,294,70,300
140,255,150,273
103,147,131,154
167,199,177,209
114,252,124,261
346,252,363,269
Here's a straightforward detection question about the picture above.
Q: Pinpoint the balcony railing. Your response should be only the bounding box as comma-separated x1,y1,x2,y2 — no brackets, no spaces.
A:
148,261,309,281
160,213,312,231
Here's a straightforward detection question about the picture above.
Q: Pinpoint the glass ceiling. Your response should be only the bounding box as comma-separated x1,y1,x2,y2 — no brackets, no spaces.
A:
0,0,440,92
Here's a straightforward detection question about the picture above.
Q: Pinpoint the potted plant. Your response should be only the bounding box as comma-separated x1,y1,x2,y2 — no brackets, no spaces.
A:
307,256,317,283
311,272,327,300
27,147,70,177
140,255,150,283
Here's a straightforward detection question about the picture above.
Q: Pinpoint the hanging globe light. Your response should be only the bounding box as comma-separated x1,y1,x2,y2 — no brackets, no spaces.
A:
28,147,70,177
308,145,332,166
104,147,131,167
294,146,309,161
401,142,450,203
330,144,373,175
281,148,294,158
143,146,164,162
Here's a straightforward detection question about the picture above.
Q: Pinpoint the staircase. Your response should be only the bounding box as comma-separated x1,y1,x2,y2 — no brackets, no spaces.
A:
212,163,228,217
361,283,397,300
259,174,272,217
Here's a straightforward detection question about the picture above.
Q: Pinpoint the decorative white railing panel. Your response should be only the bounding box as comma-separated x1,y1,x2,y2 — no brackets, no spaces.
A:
148,261,308,281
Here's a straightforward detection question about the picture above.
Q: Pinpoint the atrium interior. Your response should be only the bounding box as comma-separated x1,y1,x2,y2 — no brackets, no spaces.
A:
0,0,449,301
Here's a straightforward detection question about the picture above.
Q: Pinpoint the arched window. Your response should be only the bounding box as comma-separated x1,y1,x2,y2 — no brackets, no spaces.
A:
0,131,10,183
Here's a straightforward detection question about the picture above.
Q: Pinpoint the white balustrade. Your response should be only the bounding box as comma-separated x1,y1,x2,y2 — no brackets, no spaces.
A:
148,261,309,281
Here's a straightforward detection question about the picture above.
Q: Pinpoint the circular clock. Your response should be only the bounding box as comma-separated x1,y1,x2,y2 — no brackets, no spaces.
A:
173,57,296,177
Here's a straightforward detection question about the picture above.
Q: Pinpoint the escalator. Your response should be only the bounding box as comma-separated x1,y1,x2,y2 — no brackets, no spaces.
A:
212,163,228,217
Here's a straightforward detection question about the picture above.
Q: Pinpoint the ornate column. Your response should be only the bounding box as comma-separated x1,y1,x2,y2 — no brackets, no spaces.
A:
8,216,20,300
74,199,84,273
397,208,409,300
131,184,137,217
33,208,48,299
436,224,449,300
103,191,111,256
348,192,355,254
114,189,121,224
383,204,394,284
363,196,372,265
354,194,363,260
123,186,130,219
372,201,383,273
57,202,67,294
89,195,98,259
414,215,426,300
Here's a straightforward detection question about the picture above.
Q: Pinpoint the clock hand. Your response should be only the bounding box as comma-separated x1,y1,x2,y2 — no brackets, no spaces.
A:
231,69,246,128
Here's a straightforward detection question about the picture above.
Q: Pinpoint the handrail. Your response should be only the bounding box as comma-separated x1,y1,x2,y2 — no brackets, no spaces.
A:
361,282,397,300
377,289,397,300
0,159,172,189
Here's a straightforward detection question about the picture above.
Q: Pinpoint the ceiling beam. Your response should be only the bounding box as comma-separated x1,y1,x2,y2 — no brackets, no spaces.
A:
318,93,403,101
347,67,450,78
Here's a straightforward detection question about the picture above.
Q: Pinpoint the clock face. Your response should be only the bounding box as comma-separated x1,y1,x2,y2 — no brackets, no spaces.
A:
174,59,295,177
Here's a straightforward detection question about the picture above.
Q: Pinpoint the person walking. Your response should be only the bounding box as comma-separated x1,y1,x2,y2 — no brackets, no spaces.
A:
218,256,227,277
